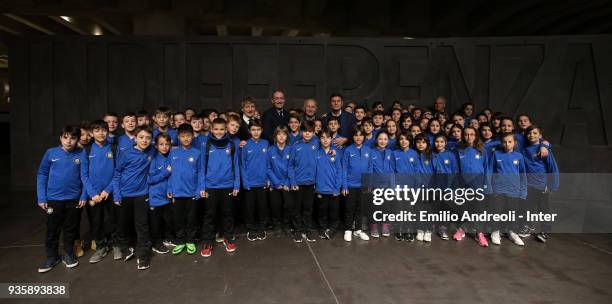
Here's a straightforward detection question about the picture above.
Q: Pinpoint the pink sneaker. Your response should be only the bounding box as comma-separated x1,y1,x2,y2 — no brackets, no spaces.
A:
476,232,489,247
453,228,465,241
381,224,391,237
370,224,380,238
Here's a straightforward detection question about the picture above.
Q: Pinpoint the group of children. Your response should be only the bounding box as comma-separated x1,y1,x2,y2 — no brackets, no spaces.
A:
36,96,559,273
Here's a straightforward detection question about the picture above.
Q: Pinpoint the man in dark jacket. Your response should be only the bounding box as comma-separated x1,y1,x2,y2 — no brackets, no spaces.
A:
261,91,289,141
237,96,258,140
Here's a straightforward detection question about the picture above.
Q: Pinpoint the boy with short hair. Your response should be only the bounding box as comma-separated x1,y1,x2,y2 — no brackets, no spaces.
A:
173,112,187,127
82,120,119,263
152,107,178,145
168,124,204,255
240,119,270,241
37,125,88,273
190,114,207,149
103,112,119,144
136,110,149,126
113,126,156,270
200,118,241,257
118,112,137,154
290,120,319,242
372,111,385,134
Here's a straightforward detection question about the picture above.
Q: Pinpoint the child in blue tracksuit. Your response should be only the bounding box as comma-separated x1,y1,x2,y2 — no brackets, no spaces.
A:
82,120,119,263
267,126,296,240
455,127,490,247
480,123,500,158
367,131,396,238
200,118,241,257
413,134,435,242
112,126,156,270
36,125,88,273
288,114,302,145
117,112,137,155
341,126,372,242
167,124,203,255
523,126,560,243
327,116,347,158
148,133,173,255
152,107,178,145
315,130,343,240
431,134,459,241
487,132,528,246
290,120,319,242
240,119,270,241
392,131,419,241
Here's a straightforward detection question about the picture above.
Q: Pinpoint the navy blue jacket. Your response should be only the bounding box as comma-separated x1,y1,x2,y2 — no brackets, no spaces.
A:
522,144,560,192
240,138,270,189
342,144,372,189
201,134,241,190
314,148,343,195
267,144,294,188
148,152,171,207
290,138,319,186
113,145,156,201
37,146,88,203
168,146,203,198
83,142,115,198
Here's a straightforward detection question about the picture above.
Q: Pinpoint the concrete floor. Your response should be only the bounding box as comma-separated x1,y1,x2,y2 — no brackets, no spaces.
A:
1,191,612,304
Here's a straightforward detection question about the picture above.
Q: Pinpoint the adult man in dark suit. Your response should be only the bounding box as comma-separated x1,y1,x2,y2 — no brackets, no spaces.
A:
237,96,258,140
261,90,289,141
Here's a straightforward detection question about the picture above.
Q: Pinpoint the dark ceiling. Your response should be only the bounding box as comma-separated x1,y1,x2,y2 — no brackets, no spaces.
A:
0,0,611,68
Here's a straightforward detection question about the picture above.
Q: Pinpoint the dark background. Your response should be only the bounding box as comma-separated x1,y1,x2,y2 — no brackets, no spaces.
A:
7,34,612,189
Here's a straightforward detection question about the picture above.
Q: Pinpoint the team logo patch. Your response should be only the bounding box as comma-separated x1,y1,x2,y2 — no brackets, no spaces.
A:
225,148,231,155
73,158,81,164
425,160,430,165
312,145,316,150
286,154,290,159
444,159,449,165
330,157,335,162
365,153,369,158
387,155,391,160
262,148,267,153
492,147,496,152
147,156,152,161
409,157,414,162
513,159,519,165
106,152,113,158
475,154,481,159
188,157,194,162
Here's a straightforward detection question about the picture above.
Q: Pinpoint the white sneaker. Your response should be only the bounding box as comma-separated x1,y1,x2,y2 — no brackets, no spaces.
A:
509,231,525,246
423,230,432,242
344,230,352,242
355,230,370,241
416,230,424,241
491,231,501,245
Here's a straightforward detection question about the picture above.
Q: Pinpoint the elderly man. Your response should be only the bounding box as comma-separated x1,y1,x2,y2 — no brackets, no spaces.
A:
433,96,447,115
322,93,356,145
303,98,318,121
261,90,289,141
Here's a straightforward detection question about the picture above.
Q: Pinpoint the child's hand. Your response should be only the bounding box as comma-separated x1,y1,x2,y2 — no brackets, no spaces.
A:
282,185,290,191
200,191,208,198
239,140,247,148
100,191,110,200
292,185,299,191
538,146,549,157
92,195,101,203
78,200,86,208
114,201,122,206
38,202,47,210
167,193,173,199
342,189,349,196
232,189,239,196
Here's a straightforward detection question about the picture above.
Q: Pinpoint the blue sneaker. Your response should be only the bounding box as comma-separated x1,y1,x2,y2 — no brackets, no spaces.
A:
62,254,79,268
38,257,61,273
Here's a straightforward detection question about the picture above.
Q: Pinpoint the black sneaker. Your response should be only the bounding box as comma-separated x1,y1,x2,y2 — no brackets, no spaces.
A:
403,233,415,242
152,244,169,254
325,229,335,240
292,231,303,243
319,230,329,240
247,231,258,242
536,233,549,243
304,231,317,242
38,257,61,273
62,254,79,268
137,258,150,270
394,233,403,241
257,230,267,241
122,247,135,261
